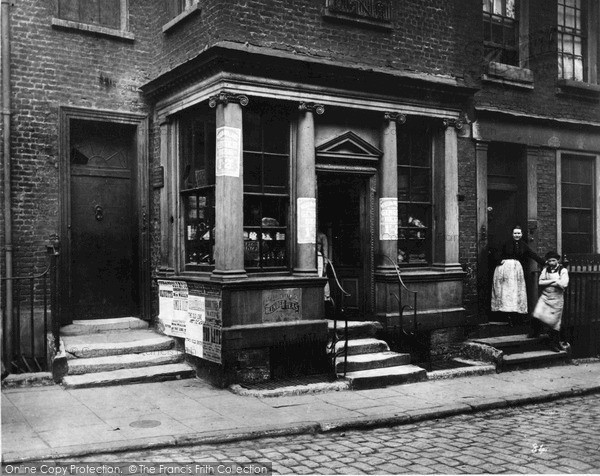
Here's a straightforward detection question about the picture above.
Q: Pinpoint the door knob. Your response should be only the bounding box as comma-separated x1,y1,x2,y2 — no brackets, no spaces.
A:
95,205,104,221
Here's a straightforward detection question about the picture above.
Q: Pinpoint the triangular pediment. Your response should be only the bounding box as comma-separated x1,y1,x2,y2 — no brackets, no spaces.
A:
316,131,382,160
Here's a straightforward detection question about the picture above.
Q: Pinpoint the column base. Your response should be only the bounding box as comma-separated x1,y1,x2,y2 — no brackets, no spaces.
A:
293,267,318,277
430,262,464,273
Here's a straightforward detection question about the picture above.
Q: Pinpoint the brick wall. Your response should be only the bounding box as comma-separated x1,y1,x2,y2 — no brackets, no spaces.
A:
5,1,153,277
457,137,479,320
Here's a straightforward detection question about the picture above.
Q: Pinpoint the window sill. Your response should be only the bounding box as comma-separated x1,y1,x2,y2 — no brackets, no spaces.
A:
482,62,534,90
376,267,465,283
162,3,201,33
51,18,134,41
322,7,392,31
556,79,600,99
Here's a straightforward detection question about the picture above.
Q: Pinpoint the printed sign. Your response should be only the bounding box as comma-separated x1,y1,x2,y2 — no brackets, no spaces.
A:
157,280,174,335
379,198,398,240
185,282,222,364
170,281,188,337
215,126,241,177
297,197,316,244
262,288,302,323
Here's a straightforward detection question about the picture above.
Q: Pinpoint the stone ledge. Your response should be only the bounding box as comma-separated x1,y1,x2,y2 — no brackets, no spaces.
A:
482,62,534,89
51,18,134,41
556,78,600,99
162,3,202,33
322,7,392,31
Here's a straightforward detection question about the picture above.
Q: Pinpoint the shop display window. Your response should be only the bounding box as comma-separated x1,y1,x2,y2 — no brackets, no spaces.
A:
243,105,290,271
180,109,216,271
397,124,432,265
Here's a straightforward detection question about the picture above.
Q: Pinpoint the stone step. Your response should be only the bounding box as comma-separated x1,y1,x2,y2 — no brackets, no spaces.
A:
343,365,427,389
62,363,195,389
67,350,185,375
335,351,411,373
468,322,530,339
63,329,174,359
61,317,149,335
327,320,382,339
502,349,569,370
333,338,390,356
470,334,548,352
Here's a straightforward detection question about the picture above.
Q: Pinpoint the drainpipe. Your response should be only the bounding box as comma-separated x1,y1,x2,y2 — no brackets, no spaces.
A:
1,0,13,368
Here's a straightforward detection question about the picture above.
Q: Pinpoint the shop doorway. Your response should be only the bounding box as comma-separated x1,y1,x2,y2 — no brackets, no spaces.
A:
317,172,373,320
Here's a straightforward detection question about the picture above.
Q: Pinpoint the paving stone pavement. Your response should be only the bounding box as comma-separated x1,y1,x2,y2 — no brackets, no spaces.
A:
63,394,600,474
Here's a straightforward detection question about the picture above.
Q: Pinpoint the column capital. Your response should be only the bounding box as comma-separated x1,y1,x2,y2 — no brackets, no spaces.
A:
442,118,464,131
208,92,249,108
298,102,325,115
384,112,406,124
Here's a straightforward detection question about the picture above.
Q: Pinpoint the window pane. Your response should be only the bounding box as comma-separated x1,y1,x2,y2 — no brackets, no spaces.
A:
565,6,576,28
244,152,262,189
81,0,101,25
411,169,430,203
59,0,80,21
505,0,515,18
398,169,409,200
483,0,491,13
564,56,574,79
263,114,289,154
244,196,287,269
492,0,502,15
243,110,261,152
574,57,584,81
100,0,121,29
264,154,288,188
183,191,215,267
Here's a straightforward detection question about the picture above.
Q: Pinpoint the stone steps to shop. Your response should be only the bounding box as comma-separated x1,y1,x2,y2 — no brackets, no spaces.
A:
63,329,175,359
59,318,195,388
333,337,390,356
470,334,549,353
67,350,185,375
343,365,428,389
62,363,195,389
327,320,381,339
335,351,411,373
501,349,569,370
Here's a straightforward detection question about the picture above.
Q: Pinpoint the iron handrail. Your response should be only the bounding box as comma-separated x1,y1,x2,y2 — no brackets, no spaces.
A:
324,257,351,378
378,254,418,335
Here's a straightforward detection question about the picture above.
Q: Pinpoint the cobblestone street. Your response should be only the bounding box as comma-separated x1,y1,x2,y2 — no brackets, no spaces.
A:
69,394,600,474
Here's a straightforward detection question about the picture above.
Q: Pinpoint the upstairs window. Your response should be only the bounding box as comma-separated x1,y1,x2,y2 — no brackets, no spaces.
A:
243,104,291,271
483,0,519,66
58,0,125,30
558,0,587,81
167,0,198,18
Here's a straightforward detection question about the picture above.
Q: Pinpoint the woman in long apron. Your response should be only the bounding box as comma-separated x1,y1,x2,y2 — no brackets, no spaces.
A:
491,225,545,325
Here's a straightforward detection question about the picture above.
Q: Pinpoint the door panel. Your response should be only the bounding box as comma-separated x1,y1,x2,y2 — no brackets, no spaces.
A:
69,120,138,319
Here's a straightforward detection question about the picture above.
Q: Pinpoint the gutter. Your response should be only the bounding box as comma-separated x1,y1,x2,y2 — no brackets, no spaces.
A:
1,0,13,367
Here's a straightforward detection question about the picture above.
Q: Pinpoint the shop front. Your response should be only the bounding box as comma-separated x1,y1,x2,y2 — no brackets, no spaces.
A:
144,44,472,385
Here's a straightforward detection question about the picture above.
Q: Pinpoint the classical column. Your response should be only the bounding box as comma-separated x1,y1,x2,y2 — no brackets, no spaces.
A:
377,112,404,271
432,118,463,271
209,92,248,280
294,102,324,276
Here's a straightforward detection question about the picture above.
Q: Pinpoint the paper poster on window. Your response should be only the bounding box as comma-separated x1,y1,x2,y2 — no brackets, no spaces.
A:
215,126,241,177
185,293,205,358
170,281,188,337
157,280,174,335
380,198,398,240
297,197,316,244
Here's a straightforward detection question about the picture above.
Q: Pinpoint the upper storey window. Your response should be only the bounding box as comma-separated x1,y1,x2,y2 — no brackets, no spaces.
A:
558,0,587,81
167,0,199,19
483,0,519,66
58,0,124,30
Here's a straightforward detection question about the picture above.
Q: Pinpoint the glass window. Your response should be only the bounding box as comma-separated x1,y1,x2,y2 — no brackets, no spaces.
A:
397,124,432,265
167,0,198,19
558,0,587,81
179,108,216,271
243,105,290,271
483,0,519,66
562,154,594,254
58,0,123,29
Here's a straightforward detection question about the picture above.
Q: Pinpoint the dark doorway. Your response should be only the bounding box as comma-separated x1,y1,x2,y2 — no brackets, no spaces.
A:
485,143,527,321
68,120,139,319
318,172,372,320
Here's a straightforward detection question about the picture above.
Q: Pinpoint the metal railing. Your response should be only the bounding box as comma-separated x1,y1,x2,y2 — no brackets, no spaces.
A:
1,244,60,374
325,258,352,378
378,254,430,369
562,254,600,358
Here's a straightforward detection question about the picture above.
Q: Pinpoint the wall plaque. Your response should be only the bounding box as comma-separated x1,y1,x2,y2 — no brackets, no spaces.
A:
262,288,302,323
379,198,398,240
297,197,316,244
216,126,241,177
152,166,165,189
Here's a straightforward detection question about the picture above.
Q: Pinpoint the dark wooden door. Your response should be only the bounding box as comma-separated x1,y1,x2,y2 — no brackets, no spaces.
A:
318,173,371,320
69,121,138,319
